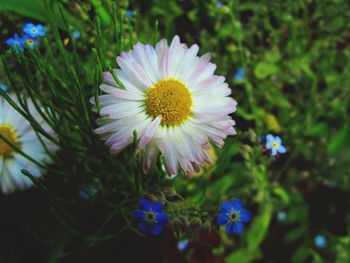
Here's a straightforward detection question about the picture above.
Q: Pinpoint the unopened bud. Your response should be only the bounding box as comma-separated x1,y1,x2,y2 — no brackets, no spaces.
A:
171,218,182,234
164,187,176,197
190,217,202,229
248,128,258,144
143,193,158,203
242,144,253,153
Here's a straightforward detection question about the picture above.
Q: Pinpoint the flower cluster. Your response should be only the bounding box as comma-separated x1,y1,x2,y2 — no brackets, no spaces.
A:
6,23,45,53
134,197,252,237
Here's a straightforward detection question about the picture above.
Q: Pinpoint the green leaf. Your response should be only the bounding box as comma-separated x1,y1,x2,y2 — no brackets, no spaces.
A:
226,248,262,263
327,126,349,156
273,187,290,205
284,226,307,242
247,203,272,250
254,62,279,79
305,122,329,137
265,51,281,63
0,0,82,30
291,244,310,263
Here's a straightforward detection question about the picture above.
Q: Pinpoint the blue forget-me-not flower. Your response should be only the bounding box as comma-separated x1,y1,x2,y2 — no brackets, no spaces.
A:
277,211,287,221
314,235,327,249
234,67,245,80
216,1,224,8
23,23,45,38
6,34,24,53
134,199,169,235
263,134,286,157
217,198,251,235
0,82,8,92
126,10,133,18
23,35,39,50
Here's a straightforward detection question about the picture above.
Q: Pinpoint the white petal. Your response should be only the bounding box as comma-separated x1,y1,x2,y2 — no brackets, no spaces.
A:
138,116,161,149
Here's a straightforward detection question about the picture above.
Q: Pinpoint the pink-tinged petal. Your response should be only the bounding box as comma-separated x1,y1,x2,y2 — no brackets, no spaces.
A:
110,136,131,154
160,48,170,78
142,145,158,174
103,72,116,85
159,140,178,176
175,44,199,78
116,57,153,89
191,75,225,93
100,84,144,100
212,137,224,147
133,43,158,83
169,35,180,49
138,116,161,149
155,39,168,58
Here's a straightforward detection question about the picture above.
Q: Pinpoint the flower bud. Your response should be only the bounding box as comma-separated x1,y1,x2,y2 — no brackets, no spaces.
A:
164,187,176,198
190,217,202,229
143,193,158,203
248,128,258,144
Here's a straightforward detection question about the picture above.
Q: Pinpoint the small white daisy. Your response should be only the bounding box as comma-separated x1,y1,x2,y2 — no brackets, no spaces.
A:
92,36,237,175
0,95,57,194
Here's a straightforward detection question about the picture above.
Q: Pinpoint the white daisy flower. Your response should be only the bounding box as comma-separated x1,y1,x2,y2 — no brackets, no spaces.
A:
92,36,237,175
0,95,57,194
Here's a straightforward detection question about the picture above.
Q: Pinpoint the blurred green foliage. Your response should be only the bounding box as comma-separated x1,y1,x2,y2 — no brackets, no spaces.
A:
0,0,350,262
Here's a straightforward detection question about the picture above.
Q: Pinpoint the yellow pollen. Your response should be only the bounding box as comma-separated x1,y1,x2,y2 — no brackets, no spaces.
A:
272,142,279,149
0,125,20,158
145,78,192,126
27,39,34,45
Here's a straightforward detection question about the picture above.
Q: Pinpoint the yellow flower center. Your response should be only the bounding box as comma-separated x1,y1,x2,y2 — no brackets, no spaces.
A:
272,141,279,149
27,39,34,45
0,125,20,158
145,78,192,126
31,28,37,33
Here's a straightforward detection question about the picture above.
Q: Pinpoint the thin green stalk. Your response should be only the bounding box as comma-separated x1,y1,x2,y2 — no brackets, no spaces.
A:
112,1,119,53
108,66,126,89
92,48,102,112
